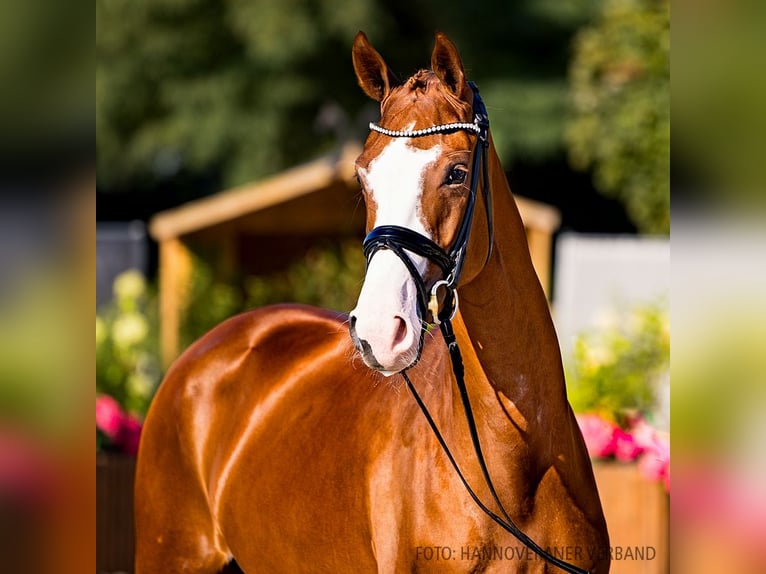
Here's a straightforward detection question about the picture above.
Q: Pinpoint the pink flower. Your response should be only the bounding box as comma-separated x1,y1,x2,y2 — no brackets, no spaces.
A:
96,394,144,456
637,431,670,490
0,427,59,508
96,394,124,440
630,418,658,450
576,414,618,458
118,415,143,457
614,428,644,462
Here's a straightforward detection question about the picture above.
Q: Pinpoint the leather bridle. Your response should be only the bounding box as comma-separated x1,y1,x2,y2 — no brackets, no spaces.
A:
363,81,492,328
360,82,591,574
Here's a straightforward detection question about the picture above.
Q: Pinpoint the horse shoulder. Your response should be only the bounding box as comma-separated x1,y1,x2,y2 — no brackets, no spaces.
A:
143,304,351,483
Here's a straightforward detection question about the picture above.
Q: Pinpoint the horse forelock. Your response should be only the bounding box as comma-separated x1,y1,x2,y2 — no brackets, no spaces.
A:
406,69,436,92
379,70,472,134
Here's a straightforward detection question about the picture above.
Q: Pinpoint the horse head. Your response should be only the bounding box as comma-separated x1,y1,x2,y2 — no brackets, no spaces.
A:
349,32,492,375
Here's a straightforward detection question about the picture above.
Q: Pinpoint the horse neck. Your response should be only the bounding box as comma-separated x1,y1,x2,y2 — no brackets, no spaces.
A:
454,141,571,439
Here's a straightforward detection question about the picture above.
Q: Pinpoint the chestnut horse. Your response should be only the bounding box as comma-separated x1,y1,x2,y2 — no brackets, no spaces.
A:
135,33,609,573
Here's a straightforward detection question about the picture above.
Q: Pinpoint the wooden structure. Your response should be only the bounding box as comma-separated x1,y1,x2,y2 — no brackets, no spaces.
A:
149,142,560,365
593,462,669,574
97,453,136,573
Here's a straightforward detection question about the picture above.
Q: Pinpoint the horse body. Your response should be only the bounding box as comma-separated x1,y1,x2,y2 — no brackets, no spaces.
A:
135,32,609,573
134,305,470,573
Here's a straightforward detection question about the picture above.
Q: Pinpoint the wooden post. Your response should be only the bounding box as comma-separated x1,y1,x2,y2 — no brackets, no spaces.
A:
96,453,136,573
526,227,554,300
515,196,560,302
593,462,669,574
158,238,192,367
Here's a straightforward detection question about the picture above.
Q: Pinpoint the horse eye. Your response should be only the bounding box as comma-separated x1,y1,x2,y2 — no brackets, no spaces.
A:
445,166,467,186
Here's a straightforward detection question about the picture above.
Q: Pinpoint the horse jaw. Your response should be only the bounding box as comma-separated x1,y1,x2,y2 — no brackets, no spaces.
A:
350,137,441,374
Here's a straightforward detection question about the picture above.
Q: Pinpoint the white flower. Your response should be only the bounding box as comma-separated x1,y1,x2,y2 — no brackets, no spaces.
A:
112,312,149,348
580,337,615,372
127,371,153,401
113,270,146,302
594,308,620,332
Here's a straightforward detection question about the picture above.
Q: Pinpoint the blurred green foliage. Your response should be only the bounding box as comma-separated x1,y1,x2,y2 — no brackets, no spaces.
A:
0,269,82,439
566,301,669,427
96,0,601,189
673,304,766,458
180,240,366,349
673,0,766,205
566,0,669,234
0,0,90,151
96,271,161,416
97,0,387,188
98,0,670,230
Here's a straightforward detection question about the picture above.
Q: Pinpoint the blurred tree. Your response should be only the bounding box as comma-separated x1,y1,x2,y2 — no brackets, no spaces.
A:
566,0,670,234
97,0,389,190
97,1,602,200
427,0,601,164
0,0,90,164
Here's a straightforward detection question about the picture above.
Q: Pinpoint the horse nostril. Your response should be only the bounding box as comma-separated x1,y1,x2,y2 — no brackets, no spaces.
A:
392,316,408,347
349,315,361,347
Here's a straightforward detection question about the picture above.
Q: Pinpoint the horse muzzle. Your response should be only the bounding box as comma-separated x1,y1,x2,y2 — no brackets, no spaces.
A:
349,251,423,375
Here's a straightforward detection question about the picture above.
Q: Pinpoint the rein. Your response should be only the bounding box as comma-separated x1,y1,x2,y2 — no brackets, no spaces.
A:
362,83,590,574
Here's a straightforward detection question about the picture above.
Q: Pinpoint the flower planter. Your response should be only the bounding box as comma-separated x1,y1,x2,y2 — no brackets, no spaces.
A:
592,461,668,574
96,452,136,573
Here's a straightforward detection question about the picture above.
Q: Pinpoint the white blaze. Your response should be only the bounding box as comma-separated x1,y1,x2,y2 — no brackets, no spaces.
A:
365,137,441,234
352,137,441,374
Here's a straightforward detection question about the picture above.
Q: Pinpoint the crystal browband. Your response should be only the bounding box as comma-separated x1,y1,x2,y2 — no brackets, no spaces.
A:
368,121,482,138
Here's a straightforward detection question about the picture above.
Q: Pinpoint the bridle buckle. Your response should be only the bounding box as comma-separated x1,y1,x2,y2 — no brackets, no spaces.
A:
428,279,459,326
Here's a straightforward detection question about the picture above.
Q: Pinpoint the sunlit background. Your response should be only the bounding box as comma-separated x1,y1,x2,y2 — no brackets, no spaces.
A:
672,0,766,571
7,0,766,572
95,2,672,573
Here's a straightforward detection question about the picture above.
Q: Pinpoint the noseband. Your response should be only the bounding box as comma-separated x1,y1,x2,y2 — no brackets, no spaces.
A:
359,82,590,574
363,82,492,327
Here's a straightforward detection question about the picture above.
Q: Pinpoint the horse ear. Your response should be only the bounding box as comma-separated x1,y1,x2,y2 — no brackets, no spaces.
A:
352,32,399,102
431,32,469,99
